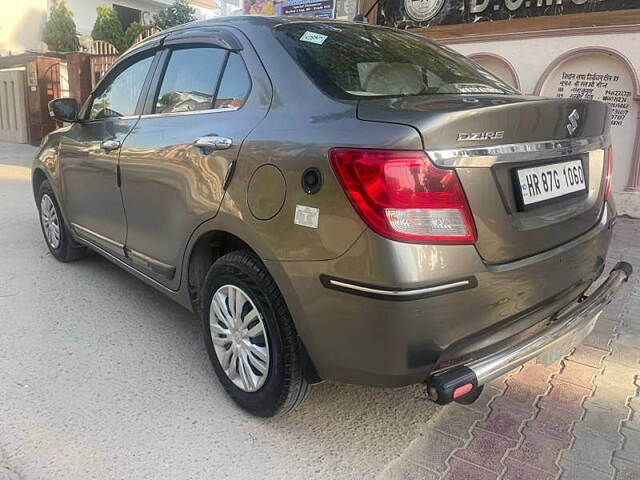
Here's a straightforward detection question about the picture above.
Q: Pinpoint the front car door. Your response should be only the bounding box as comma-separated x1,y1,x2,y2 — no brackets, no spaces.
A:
118,27,271,289
58,48,159,256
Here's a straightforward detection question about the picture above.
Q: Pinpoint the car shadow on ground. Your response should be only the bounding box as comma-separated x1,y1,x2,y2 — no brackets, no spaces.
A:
75,250,439,476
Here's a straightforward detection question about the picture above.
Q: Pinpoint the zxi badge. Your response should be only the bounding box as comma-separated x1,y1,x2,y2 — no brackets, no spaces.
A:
567,109,580,135
404,0,446,22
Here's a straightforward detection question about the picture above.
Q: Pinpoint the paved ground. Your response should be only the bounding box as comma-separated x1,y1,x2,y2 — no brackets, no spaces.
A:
379,220,640,479
0,142,438,480
2,142,638,480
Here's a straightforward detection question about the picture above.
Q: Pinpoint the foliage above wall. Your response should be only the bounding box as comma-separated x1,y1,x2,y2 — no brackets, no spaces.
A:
43,0,80,53
92,5,126,51
152,0,197,30
91,5,150,53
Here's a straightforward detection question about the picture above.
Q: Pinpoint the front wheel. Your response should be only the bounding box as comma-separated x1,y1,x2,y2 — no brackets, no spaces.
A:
201,251,311,417
37,180,87,262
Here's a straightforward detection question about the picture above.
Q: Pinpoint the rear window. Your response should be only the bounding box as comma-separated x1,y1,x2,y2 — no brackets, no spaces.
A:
273,22,517,99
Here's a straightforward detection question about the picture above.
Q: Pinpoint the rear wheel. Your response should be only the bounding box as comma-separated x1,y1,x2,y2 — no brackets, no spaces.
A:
201,251,311,417
37,180,87,262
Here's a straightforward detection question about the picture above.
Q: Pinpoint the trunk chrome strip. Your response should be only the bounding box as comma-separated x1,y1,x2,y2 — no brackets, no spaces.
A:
427,135,610,167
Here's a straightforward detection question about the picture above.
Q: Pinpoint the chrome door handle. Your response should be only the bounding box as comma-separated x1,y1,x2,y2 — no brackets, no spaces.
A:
101,139,121,152
193,135,233,153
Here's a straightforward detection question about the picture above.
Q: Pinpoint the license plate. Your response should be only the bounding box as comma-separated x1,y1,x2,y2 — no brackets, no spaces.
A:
515,159,586,209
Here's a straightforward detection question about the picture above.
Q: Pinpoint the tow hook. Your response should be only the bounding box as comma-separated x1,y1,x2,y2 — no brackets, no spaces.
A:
427,366,482,405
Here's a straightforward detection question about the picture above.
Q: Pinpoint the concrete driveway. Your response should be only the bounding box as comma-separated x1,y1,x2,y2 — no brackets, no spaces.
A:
0,142,438,480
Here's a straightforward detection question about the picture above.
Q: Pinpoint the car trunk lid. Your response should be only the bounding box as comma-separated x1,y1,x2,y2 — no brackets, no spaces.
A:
357,95,610,264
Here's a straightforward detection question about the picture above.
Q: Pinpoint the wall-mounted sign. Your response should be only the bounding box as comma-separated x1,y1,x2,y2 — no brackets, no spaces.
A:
26,61,38,88
244,0,335,17
282,0,334,16
404,0,446,21
380,0,640,28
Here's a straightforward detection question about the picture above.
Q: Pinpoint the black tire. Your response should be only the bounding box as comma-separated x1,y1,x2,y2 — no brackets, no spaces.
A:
37,180,87,262
201,250,311,417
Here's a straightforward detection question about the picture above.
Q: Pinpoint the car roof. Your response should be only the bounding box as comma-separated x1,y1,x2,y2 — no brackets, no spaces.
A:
144,15,346,39
125,16,390,57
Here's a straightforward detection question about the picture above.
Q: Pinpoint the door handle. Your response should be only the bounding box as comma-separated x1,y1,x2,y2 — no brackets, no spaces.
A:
101,139,121,152
193,135,233,153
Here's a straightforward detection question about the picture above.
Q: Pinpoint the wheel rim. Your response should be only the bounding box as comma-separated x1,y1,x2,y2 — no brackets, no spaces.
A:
40,194,61,249
209,284,270,392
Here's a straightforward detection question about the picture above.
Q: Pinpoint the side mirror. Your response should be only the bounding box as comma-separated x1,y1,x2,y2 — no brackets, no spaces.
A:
48,98,79,123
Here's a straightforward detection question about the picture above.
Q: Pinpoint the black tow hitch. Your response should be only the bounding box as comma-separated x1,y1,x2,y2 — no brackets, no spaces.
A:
427,366,483,405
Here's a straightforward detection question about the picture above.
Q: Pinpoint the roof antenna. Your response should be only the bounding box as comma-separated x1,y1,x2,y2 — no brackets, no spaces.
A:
353,0,380,23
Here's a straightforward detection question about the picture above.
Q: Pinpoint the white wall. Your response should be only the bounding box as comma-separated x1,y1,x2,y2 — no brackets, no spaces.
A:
451,32,639,101
0,0,48,55
449,31,640,215
66,0,168,36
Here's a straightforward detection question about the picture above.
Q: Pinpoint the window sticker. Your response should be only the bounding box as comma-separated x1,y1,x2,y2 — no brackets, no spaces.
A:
299,31,328,45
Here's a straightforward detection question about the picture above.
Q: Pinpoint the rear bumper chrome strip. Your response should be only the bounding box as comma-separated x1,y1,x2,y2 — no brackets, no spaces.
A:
320,275,477,301
427,134,610,167
428,261,632,403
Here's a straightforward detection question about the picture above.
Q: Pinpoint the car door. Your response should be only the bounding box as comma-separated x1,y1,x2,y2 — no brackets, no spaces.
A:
118,27,271,289
58,48,159,257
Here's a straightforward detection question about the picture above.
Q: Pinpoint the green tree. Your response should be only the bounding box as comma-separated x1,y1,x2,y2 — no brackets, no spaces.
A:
91,5,125,52
42,0,80,52
152,0,196,30
123,21,145,50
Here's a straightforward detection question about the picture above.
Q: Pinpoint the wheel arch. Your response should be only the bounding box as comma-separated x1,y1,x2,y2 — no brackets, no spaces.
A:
183,224,322,384
185,229,254,311
32,167,48,200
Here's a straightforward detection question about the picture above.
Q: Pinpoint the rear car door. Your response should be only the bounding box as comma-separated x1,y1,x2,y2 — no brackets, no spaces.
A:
58,48,158,257
118,27,271,289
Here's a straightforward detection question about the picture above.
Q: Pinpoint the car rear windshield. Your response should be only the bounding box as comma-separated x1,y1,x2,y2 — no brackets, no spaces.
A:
273,22,517,99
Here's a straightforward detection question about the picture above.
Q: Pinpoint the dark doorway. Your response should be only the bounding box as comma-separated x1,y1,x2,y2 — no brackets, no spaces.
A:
113,4,141,30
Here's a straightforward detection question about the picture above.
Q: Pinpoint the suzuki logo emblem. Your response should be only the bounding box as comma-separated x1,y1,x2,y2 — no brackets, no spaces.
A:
567,109,580,135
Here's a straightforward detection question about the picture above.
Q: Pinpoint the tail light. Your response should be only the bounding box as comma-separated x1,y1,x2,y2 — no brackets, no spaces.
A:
329,148,477,244
604,146,613,202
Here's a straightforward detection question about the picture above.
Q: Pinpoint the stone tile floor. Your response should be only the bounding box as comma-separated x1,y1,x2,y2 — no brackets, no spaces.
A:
380,217,640,480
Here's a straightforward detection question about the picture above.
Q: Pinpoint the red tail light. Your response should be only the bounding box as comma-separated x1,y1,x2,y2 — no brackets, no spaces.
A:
604,146,613,202
329,148,477,244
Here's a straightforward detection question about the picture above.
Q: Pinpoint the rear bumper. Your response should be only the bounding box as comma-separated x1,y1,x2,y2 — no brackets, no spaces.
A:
428,261,632,404
266,203,617,387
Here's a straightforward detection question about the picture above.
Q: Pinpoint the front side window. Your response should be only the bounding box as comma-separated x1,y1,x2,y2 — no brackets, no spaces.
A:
89,55,153,120
155,47,226,114
274,23,517,99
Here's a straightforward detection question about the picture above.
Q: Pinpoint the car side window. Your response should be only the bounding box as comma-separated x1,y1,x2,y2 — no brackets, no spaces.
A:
155,47,226,114
214,53,251,110
89,55,154,120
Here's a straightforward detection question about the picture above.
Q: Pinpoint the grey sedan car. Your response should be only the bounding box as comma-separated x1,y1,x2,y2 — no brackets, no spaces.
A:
36,16,631,416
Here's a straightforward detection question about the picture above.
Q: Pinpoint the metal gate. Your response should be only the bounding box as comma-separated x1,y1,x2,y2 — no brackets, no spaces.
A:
42,62,62,134
0,69,29,143
89,40,119,89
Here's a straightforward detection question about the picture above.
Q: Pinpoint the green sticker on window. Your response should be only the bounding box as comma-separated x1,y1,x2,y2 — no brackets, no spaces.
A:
299,31,328,45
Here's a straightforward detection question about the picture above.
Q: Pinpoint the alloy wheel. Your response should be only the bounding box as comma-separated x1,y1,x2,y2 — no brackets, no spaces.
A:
40,194,61,249
209,284,270,392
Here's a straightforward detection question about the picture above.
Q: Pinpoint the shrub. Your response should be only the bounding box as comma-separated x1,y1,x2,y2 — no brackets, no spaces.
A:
43,0,80,52
123,22,145,50
91,5,125,52
152,0,196,30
